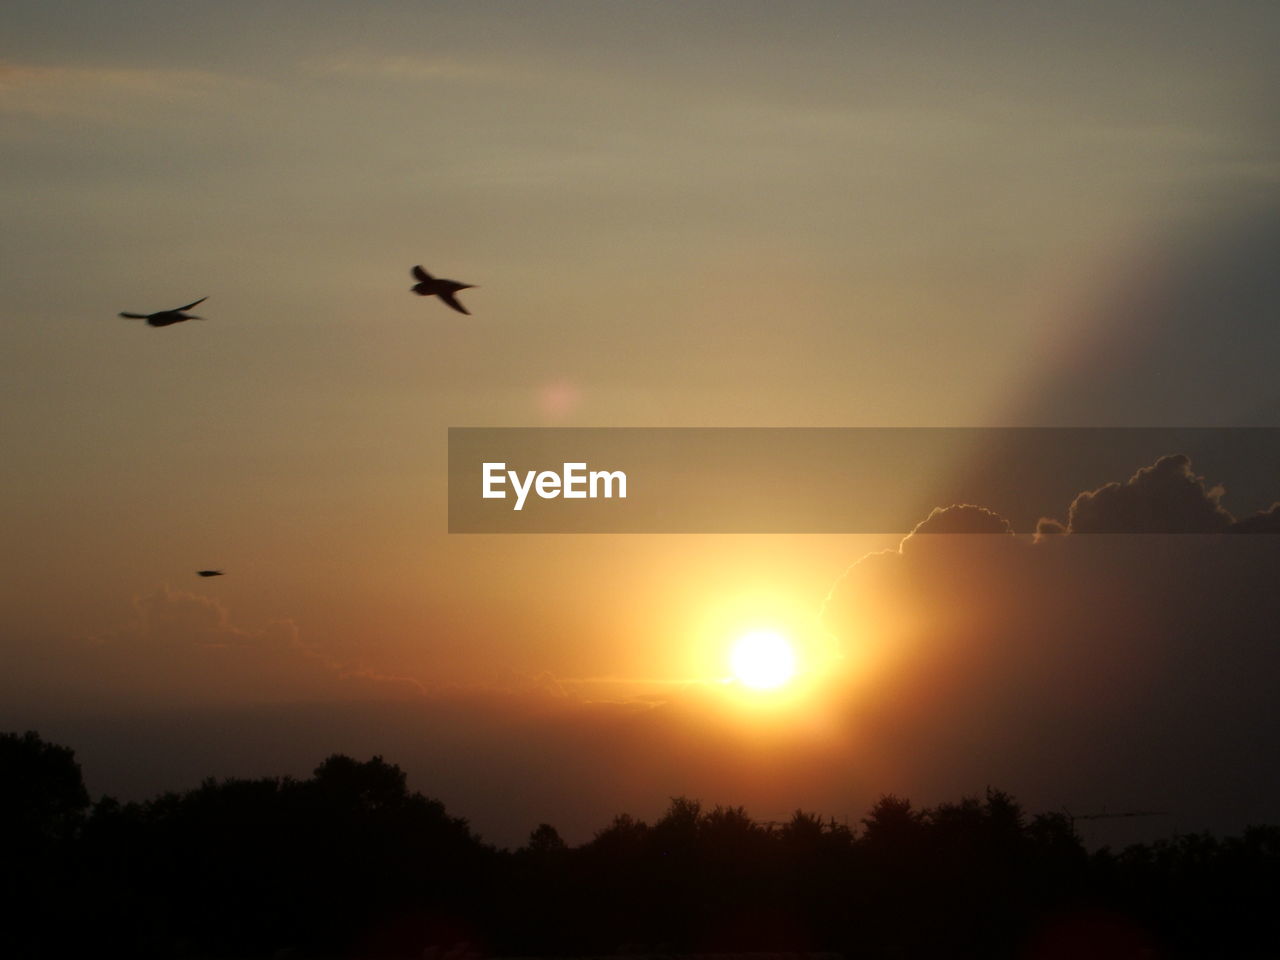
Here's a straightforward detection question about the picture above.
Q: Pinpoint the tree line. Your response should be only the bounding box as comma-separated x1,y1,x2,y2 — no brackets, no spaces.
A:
2,730,1278,958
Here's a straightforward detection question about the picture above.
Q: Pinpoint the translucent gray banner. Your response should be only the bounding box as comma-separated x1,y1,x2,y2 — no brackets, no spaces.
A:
447,428,1280,534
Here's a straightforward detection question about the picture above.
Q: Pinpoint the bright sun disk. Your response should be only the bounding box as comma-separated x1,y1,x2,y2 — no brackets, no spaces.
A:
729,630,797,690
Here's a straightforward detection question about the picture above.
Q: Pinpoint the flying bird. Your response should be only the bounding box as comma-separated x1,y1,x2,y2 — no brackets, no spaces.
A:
196,570,224,578
119,297,208,327
411,266,474,315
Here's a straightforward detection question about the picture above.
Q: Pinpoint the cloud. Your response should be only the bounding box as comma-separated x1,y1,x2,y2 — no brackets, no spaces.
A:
32,585,427,708
1232,502,1280,533
0,60,253,122
821,454,1280,839
1008,204,1280,426
1031,453,1280,534
113,584,299,650
909,503,1014,536
306,52,510,85
1063,454,1233,533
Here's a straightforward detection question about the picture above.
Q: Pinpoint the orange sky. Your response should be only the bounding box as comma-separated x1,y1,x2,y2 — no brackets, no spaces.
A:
3,1,1280,847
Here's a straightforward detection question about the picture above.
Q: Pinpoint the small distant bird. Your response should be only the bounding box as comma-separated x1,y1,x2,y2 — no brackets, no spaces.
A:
411,266,474,315
196,570,224,578
119,297,208,327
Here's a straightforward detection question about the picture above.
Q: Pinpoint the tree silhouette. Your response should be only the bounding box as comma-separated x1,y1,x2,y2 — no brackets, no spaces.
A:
523,822,568,857
0,729,90,842
5,729,1280,958
0,731,92,957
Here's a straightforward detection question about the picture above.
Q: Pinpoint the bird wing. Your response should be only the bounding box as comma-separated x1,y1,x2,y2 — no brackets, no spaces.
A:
119,312,149,319
176,297,207,311
412,265,432,282
438,291,470,315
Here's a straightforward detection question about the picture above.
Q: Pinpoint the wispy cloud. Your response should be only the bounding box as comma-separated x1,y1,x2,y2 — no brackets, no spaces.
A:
71,585,426,704
0,59,256,120
307,51,512,85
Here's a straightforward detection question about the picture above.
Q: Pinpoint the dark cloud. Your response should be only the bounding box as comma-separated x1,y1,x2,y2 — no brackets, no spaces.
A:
1040,453,1280,534
1231,502,1280,533
821,454,1280,843
1064,454,1233,533
1009,205,1280,426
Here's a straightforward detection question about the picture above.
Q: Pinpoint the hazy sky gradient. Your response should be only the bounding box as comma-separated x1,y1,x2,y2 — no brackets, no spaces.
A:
3,1,1279,845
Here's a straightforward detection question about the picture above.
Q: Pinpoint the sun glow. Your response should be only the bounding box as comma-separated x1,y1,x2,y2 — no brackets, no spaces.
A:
729,630,797,690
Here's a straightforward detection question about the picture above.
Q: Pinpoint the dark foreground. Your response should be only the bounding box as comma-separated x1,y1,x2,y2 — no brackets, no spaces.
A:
3,730,1278,959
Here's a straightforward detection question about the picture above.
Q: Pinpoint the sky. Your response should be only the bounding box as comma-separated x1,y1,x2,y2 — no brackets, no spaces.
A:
2,1,1279,848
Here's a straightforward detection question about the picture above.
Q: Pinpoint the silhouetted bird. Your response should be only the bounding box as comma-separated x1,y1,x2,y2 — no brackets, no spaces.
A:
196,570,224,578
119,297,208,327
411,266,474,315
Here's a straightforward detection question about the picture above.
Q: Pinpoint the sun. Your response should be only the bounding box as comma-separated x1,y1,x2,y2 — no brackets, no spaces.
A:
729,630,797,690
